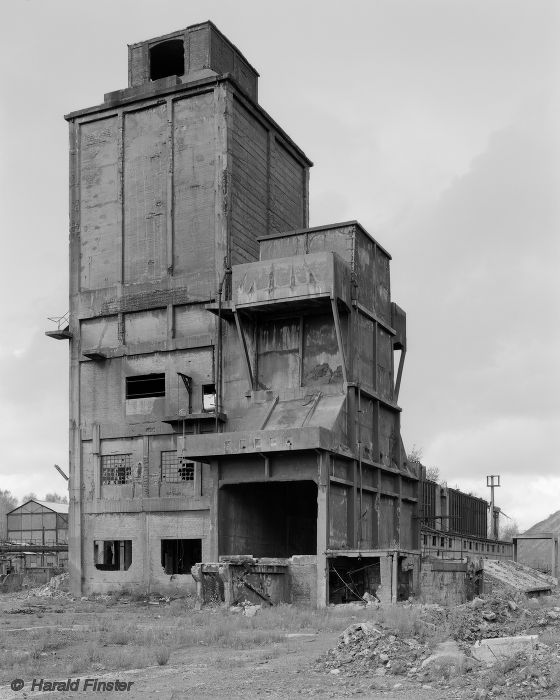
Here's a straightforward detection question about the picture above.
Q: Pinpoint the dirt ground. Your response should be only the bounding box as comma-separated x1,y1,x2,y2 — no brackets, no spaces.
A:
0,586,558,700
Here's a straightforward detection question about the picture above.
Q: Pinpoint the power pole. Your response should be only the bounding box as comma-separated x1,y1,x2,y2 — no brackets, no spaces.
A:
486,475,501,539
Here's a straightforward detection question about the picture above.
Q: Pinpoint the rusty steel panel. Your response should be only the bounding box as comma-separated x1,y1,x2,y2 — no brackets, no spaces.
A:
302,313,342,387
79,117,120,290
329,484,349,549
231,99,268,264
374,249,391,323
124,309,167,345
360,492,376,548
257,318,299,390
123,105,168,283
270,140,305,233
306,226,354,263
448,489,488,539
355,231,375,312
378,496,397,548
422,480,437,529
172,93,216,291
233,252,351,308
378,405,397,467
400,501,416,549
358,314,375,391
377,327,393,402
80,316,119,350
358,397,374,458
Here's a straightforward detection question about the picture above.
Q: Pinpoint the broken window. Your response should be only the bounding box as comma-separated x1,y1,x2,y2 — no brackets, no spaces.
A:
101,454,132,485
149,39,184,81
202,384,216,412
161,451,194,483
126,374,165,399
94,540,132,571
161,539,201,575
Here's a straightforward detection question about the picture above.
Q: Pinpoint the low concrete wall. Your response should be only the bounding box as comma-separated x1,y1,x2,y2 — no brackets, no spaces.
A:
419,557,482,605
0,573,24,593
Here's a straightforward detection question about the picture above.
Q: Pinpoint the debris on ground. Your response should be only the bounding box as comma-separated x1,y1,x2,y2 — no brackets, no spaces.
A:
21,573,71,599
229,600,263,617
316,589,560,697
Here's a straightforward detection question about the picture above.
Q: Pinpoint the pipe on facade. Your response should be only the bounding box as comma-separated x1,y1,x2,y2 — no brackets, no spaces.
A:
216,267,231,432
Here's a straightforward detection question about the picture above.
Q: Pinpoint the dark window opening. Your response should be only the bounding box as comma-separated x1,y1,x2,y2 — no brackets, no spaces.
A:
448,539,453,548
101,454,132,485
202,384,216,412
94,540,132,571
161,451,194,483
161,539,201,575
432,536,436,546
150,39,184,81
126,374,165,399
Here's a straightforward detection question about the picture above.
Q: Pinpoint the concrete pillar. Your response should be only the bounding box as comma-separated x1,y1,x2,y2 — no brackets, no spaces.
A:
377,555,392,603
316,452,329,608
208,459,220,561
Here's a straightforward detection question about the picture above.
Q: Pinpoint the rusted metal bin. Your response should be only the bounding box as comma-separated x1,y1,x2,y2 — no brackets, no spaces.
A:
192,556,290,606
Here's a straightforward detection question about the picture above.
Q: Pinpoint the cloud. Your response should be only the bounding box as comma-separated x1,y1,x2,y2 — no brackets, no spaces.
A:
396,95,560,465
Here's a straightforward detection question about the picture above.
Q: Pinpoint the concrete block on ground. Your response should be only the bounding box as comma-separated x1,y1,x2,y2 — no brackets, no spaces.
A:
471,635,538,664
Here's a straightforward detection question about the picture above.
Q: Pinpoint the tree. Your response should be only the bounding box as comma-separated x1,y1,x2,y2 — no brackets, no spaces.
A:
0,490,18,539
425,466,441,483
407,445,423,464
500,521,520,542
44,493,68,504
21,492,37,504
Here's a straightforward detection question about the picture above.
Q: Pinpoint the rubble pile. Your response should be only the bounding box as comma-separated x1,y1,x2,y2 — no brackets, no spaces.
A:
23,572,71,599
319,621,431,678
316,593,560,697
423,593,560,643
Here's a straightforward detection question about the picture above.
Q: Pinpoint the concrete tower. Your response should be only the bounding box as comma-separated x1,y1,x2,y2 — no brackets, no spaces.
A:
50,22,418,605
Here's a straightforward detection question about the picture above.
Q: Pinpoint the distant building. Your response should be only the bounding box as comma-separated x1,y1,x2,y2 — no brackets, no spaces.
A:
4,500,68,570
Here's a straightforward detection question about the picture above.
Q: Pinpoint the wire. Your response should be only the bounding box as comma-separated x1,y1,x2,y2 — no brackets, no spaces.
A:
331,565,367,603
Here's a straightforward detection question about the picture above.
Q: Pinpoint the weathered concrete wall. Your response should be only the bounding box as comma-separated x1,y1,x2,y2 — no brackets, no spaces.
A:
517,538,556,575
289,555,317,606
82,511,208,595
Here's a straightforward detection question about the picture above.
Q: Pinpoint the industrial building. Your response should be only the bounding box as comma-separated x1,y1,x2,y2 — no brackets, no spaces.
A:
1,500,68,573
47,22,516,606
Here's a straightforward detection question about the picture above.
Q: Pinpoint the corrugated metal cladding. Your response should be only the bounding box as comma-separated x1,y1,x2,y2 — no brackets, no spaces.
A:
448,488,488,539
421,480,437,529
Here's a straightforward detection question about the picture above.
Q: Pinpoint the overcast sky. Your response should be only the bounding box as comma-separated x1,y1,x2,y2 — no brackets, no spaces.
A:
1,0,558,531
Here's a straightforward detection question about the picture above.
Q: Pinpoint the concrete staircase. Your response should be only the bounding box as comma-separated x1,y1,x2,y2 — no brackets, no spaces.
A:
483,558,558,594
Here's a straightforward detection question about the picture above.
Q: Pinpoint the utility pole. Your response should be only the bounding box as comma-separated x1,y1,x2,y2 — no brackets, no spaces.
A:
486,475,501,539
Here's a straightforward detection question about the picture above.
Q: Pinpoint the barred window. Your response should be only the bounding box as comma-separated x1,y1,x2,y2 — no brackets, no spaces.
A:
101,454,132,485
161,451,194,483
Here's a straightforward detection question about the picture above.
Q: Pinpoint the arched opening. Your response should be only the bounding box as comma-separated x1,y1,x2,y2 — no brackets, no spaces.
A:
149,39,184,81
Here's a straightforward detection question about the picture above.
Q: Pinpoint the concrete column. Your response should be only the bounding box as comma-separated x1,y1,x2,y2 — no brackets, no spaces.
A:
316,451,329,607
392,552,398,603
377,555,392,603
208,459,220,560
